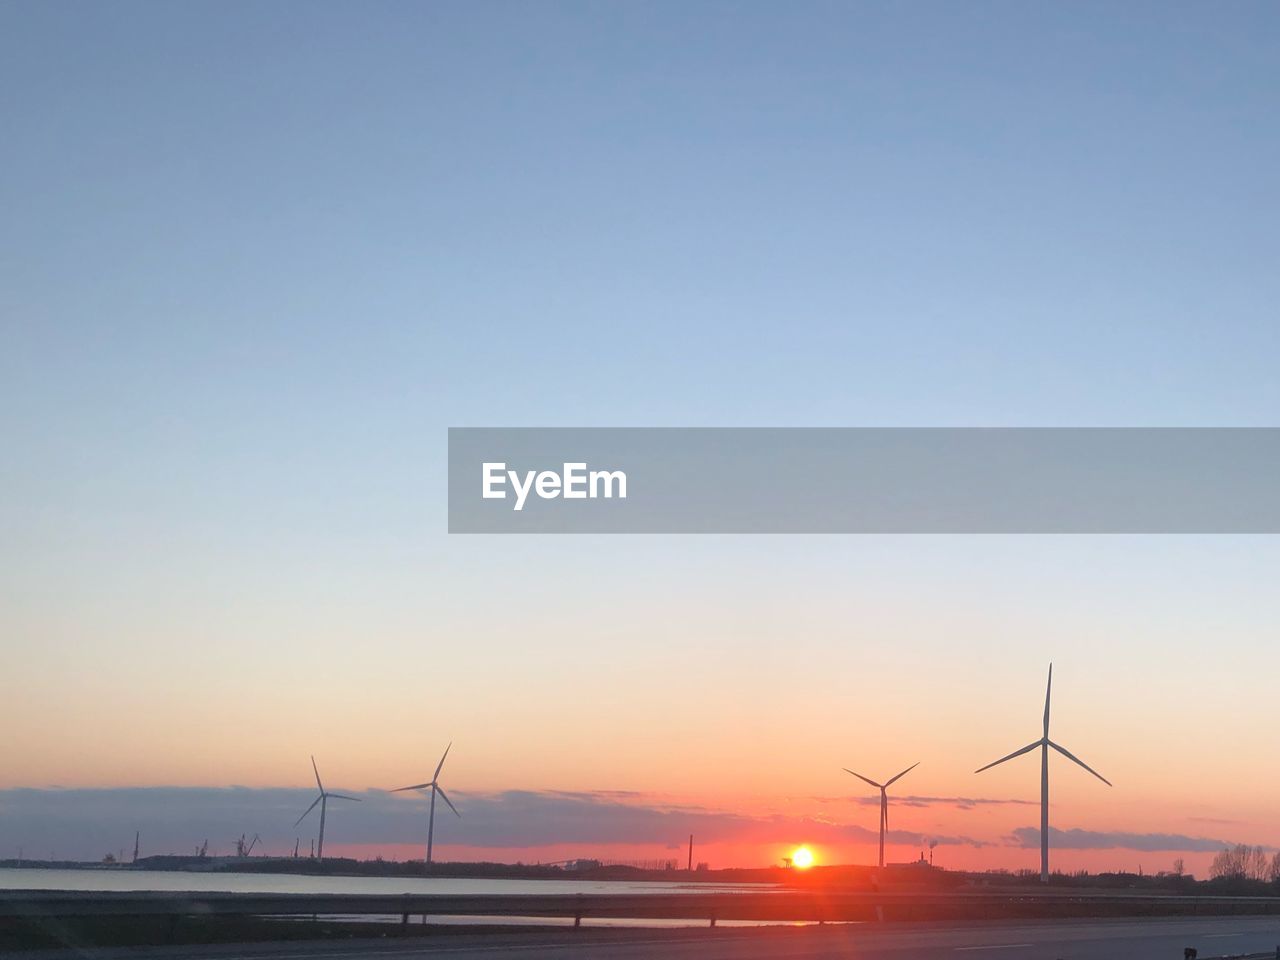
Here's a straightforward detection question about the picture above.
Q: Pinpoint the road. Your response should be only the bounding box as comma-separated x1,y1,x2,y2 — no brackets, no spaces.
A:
11,917,1280,960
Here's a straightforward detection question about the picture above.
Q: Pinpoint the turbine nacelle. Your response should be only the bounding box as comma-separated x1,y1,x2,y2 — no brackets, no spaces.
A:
295,755,363,826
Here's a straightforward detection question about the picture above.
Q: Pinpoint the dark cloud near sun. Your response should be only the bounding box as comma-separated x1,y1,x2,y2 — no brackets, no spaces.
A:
4,787,1261,861
0,787,988,859
850,795,1039,811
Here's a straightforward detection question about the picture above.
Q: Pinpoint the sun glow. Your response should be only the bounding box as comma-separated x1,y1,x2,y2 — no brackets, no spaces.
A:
791,846,815,869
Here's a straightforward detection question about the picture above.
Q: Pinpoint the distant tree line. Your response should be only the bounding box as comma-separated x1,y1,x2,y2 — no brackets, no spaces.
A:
1208,844,1280,883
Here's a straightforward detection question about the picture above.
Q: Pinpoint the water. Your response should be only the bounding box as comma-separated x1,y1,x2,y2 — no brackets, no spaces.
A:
0,869,795,928
0,868,765,897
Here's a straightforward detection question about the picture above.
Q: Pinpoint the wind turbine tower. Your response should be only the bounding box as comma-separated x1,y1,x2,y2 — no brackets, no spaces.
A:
295,755,361,861
975,664,1111,882
392,743,460,866
842,762,919,869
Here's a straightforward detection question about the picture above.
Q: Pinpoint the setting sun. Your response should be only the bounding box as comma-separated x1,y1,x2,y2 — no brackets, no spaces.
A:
791,846,815,869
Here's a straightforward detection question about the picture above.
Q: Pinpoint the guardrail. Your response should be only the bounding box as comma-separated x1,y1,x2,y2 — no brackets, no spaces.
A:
5,889,1280,928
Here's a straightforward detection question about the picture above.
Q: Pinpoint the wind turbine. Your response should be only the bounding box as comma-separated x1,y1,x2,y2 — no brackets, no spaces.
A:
842,762,919,869
975,664,1111,883
392,743,459,865
295,755,361,861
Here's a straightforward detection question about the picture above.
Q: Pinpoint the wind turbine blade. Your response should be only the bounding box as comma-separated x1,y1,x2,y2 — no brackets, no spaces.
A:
1048,740,1112,787
436,786,461,818
974,739,1042,774
391,782,433,793
327,793,362,802
434,742,452,780
882,794,889,831
311,755,324,793
1043,663,1053,738
294,794,322,827
842,768,884,789
885,762,920,787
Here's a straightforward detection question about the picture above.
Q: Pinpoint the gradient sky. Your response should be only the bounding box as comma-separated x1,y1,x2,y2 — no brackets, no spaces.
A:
2,1,1279,876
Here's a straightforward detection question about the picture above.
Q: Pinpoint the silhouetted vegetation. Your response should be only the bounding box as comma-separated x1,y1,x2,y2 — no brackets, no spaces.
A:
1208,844,1280,883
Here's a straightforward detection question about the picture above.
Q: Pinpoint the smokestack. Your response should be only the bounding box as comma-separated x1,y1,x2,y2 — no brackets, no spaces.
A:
688,835,693,872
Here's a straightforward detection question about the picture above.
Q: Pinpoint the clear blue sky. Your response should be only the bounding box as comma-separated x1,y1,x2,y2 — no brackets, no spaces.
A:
2,2,1279,868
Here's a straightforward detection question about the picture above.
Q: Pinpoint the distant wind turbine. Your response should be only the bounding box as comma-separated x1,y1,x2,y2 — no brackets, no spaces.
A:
975,664,1111,883
295,755,361,861
392,743,460,865
843,762,919,869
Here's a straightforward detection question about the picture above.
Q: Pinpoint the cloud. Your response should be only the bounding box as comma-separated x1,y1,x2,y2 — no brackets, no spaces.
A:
14,789,1268,862
0,786,991,859
1188,816,1248,826
850,795,1038,811
1006,827,1263,853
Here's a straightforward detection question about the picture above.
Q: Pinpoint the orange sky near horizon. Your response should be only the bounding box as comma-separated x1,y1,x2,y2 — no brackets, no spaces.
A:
309,838,1232,881
5,542,1279,876
2,757,1266,879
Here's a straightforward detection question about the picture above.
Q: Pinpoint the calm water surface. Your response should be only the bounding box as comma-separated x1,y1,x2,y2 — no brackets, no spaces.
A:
0,868,792,929
0,867,770,895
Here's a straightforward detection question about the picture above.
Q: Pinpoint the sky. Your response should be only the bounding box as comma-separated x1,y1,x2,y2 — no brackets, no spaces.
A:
1,1,1279,877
